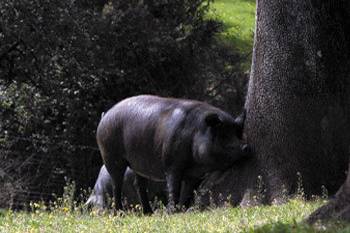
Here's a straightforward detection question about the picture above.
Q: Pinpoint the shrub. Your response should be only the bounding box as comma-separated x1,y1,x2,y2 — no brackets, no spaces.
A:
0,0,246,208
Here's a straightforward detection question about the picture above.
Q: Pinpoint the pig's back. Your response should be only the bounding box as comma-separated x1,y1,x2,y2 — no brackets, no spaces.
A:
97,95,192,181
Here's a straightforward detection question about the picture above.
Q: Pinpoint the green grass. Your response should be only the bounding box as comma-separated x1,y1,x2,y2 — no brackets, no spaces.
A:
1,199,350,233
208,0,256,68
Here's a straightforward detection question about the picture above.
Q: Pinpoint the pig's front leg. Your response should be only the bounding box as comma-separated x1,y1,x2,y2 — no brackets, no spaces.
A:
165,170,182,213
178,177,201,210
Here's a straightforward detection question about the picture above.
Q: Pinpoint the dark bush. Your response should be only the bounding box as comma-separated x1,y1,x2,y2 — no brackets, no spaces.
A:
0,0,246,208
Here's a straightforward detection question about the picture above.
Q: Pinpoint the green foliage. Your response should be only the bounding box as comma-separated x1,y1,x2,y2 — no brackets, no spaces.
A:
2,199,350,233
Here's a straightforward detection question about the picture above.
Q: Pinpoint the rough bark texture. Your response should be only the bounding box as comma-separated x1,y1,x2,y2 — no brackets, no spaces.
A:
245,0,350,203
304,2,350,223
199,0,350,208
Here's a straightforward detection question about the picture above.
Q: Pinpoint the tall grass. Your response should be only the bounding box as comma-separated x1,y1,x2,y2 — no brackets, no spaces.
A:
1,198,349,233
1,179,348,232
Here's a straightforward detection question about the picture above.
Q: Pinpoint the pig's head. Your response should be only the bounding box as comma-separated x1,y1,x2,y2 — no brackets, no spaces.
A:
192,110,251,168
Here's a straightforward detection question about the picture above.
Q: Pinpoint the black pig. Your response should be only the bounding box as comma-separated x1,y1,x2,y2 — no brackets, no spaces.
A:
85,165,167,209
97,95,250,213
85,165,113,209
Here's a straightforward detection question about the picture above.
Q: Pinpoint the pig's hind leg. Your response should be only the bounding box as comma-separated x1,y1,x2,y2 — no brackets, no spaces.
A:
102,153,128,213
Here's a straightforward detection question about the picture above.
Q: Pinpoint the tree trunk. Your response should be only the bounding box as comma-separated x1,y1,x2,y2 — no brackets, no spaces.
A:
199,0,350,208
245,0,350,204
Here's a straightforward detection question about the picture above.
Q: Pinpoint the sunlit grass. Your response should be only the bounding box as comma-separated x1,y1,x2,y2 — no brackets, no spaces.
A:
209,0,256,69
2,199,350,233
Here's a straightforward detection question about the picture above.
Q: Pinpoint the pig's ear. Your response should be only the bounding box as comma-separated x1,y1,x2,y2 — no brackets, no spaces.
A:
205,113,223,127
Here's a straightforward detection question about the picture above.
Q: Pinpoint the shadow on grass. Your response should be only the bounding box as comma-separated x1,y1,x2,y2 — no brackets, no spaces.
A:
249,221,350,233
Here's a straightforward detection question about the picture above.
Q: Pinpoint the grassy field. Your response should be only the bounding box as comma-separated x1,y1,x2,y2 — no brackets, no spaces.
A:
1,199,350,233
209,0,256,68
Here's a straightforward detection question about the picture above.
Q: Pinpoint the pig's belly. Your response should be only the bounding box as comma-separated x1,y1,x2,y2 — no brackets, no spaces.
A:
124,152,166,182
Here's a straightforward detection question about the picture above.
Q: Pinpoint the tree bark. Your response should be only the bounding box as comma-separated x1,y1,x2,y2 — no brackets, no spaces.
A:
199,0,350,208
245,0,350,204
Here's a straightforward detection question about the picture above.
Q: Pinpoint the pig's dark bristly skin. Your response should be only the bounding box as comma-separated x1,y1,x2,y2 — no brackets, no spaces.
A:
85,165,167,210
97,95,250,214
85,165,113,209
